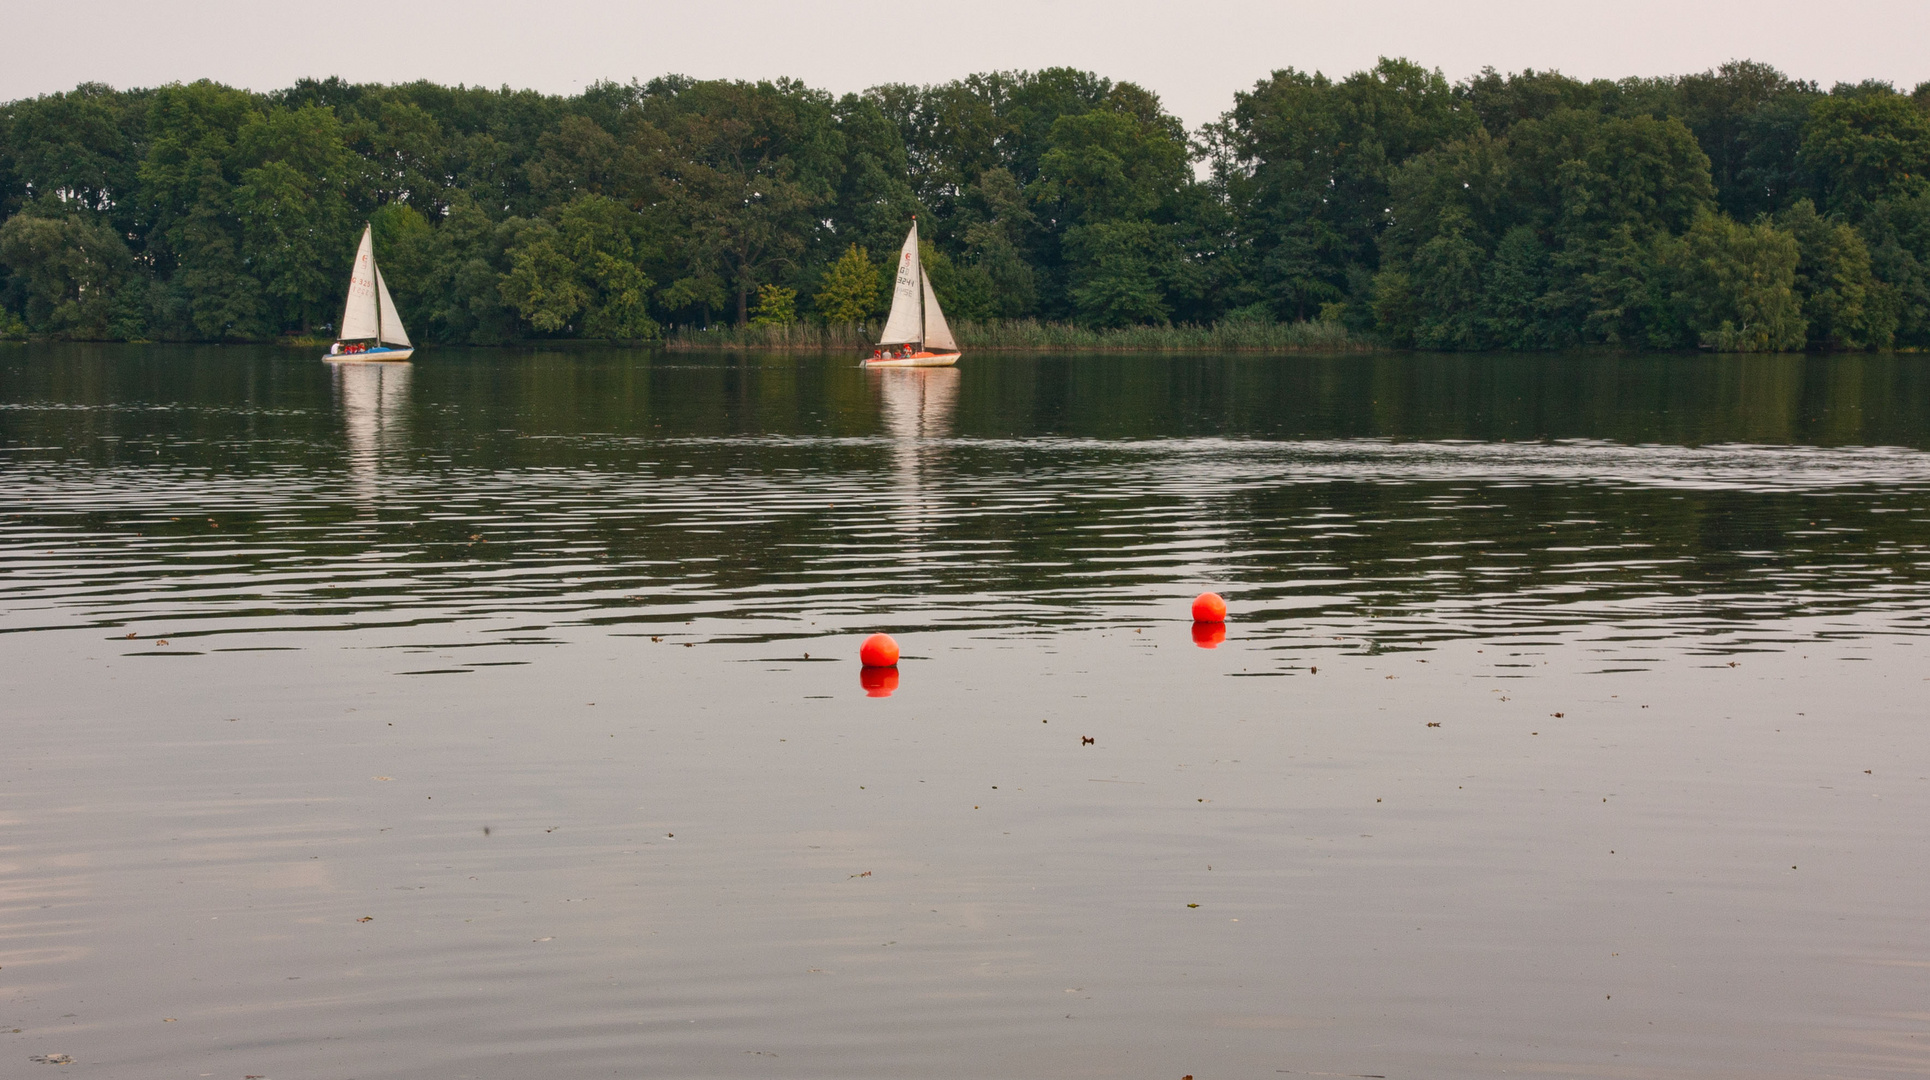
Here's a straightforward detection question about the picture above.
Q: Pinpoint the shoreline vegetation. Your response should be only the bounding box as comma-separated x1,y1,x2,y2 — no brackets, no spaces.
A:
660,317,1363,352
6,61,1930,354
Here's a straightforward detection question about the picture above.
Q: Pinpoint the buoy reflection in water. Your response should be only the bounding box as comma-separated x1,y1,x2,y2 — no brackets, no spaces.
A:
859,665,900,697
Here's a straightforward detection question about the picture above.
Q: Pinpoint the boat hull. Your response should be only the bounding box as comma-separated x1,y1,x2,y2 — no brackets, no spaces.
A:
862,350,960,368
324,346,414,363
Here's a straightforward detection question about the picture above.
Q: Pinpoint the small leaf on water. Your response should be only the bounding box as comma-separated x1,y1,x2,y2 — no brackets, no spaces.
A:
356,916,373,922
1186,903,1200,908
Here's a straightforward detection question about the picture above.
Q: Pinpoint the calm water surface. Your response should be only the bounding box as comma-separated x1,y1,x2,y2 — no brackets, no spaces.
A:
3,344,1929,1079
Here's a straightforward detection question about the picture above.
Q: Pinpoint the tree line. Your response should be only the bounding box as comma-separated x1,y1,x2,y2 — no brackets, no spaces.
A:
3,60,1929,351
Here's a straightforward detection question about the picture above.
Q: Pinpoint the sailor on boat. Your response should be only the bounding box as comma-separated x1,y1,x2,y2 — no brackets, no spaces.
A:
324,224,415,363
863,217,961,368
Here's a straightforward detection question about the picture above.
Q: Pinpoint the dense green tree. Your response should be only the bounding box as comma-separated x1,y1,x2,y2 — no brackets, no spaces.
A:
498,193,659,338
1675,61,1819,219
1801,90,1930,217
1031,103,1197,322
394,191,523,344
1482,225,1563,349
1777,199,1894,348
1506,109,1714,242
959,168,1038,317
911,241,994,322
640,78,840,325
748,283,796,325
813,243,880,323
826,93,920,261
1374,107,1711,350
1211,58,1476,323
0,209,138,337
230,105,357,332
1669,213,1806,351
1860,189,1930,346
0,84,146,231
1060,221,1171,326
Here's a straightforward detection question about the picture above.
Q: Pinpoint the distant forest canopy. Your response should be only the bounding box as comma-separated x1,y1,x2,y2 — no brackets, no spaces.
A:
4,60,1930,351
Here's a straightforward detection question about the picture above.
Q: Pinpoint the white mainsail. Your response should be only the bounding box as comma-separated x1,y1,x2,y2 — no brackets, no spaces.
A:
339,226,380,341
336,223,411,348
878,221,924,346
920,272,955,352
375,266,411,347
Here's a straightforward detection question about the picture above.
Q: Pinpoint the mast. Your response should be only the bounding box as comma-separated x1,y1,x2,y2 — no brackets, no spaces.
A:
913,215,923,352
369,225,382,345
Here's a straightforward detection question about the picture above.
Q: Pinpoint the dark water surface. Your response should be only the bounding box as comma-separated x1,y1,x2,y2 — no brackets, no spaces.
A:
3,344,1929,1079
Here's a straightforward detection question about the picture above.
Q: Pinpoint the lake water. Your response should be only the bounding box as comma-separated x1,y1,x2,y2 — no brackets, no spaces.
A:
4,343,1930,1079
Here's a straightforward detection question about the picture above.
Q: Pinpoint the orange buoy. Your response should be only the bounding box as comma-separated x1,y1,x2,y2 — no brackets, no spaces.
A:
859,632,900,668
1191,592,1227,622
859,665,900,697
1191,621,1226,649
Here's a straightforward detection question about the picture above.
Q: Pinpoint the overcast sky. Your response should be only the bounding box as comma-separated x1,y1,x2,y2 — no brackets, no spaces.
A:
13,0,1930,130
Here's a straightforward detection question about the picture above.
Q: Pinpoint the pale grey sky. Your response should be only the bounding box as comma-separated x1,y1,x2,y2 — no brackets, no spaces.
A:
13,0,1929,129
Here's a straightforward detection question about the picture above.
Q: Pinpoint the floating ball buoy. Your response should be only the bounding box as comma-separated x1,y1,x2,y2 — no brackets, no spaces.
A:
859,665,899,697
1191,621,1226,649
859,632,900,668
1191,592,1226,623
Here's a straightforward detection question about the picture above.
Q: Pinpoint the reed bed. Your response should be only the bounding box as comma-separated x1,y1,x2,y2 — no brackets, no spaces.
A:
662,318,1365,352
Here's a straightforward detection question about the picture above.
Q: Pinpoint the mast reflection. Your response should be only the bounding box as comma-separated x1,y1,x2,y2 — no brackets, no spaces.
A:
333,361,411,514
872,366,958,540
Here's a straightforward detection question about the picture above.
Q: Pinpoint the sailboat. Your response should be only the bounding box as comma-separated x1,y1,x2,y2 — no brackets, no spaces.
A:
864,218,961,367
324,224,414,363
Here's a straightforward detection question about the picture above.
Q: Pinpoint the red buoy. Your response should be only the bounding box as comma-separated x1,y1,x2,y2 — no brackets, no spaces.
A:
859,632,900,668
859,665,899,697
1191,592,1227,623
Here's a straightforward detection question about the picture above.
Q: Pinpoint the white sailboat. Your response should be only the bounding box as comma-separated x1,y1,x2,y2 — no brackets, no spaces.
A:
864,218,961,367
324,224,414,363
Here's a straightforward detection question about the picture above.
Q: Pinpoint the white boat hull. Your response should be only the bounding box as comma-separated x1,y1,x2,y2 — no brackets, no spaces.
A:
324,346,414,363
863,351,960,368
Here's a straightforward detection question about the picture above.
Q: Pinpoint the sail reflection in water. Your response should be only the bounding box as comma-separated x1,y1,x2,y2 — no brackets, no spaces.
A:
872,366,958,544
334,359,410,511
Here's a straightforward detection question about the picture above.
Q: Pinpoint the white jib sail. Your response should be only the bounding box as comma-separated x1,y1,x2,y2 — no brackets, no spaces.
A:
878,221,924,346
921,272,956,352
375,265,411,347
339,225,380,341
